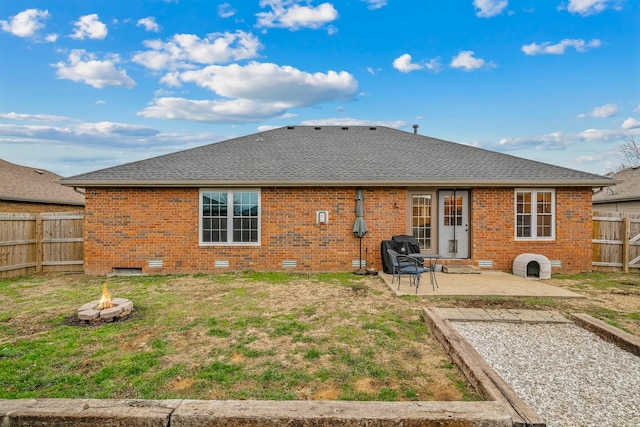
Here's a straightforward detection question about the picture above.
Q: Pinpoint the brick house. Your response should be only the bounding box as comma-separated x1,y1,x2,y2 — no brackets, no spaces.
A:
61,126,612,275
0,159,85,213
592,166,640,214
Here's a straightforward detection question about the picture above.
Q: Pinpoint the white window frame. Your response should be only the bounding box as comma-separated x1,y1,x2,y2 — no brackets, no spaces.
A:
514,189,555,241
199,189,261,246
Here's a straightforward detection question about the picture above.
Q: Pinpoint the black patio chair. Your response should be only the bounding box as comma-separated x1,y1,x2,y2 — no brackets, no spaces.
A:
386,249,428,293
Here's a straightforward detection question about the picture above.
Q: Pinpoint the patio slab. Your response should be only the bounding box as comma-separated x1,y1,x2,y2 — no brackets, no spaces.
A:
379,270,585,298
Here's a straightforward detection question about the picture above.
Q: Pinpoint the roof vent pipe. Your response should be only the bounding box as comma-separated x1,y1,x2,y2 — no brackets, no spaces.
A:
413,124,419,134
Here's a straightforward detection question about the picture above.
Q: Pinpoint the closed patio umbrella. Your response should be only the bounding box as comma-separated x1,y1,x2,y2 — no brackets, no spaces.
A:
353,189,368,275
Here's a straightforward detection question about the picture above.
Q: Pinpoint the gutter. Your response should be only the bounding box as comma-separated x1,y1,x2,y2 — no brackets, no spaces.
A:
593,196,640,204
59,178,618,188
0,194,85,206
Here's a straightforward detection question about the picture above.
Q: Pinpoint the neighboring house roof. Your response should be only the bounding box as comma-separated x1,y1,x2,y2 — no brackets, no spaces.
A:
61,126,613,188
593,166,640,204
0,159,85,206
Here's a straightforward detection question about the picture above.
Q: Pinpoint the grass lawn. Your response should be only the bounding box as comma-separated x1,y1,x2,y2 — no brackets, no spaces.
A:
0,272,476,401
1,271,637,402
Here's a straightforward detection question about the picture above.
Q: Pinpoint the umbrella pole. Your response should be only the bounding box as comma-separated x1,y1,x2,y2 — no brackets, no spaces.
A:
354,237,366,275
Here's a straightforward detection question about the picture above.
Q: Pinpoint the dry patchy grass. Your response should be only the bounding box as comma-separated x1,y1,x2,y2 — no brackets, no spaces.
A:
0,272,476,401
2,271,636,401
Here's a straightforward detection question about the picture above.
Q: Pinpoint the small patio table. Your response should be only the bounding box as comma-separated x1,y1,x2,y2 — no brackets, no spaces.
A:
409,253,441,290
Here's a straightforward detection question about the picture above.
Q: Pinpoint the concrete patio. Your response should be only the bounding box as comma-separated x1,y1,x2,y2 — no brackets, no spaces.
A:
379,270,585,298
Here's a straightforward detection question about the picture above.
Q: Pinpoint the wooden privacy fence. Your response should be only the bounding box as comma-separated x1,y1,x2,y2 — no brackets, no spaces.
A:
1,211,638,277
0,212,83,278
593,211,640,273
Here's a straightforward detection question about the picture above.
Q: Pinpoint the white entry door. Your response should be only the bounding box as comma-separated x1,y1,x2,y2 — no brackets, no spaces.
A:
438,190,469,258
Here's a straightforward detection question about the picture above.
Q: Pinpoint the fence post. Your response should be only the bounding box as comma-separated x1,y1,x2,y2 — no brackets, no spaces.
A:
623,217,630,274
35,213,43,273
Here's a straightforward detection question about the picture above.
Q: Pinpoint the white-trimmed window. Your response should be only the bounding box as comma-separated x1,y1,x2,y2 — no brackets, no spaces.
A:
200,189,260,245
515,189,555,240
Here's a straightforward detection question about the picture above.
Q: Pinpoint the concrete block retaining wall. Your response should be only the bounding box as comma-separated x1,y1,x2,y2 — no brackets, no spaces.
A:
0,399,511,426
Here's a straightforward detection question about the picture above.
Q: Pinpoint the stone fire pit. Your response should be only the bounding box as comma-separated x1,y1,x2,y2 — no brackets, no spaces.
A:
77,295,133,324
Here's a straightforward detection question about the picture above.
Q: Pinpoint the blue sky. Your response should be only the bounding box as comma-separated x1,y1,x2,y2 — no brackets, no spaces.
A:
0,0,638,177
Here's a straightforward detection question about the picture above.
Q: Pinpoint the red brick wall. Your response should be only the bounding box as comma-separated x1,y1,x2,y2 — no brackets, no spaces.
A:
83,186,592,275
83,187,407,275
471,187,592,272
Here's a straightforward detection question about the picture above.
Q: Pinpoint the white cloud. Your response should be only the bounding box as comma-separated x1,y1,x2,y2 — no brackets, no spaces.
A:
633,104,640,113
498,127,640,151
74,121,159,137
218,3,237,18
139,62,358,123
622,118,640,130
424,57,442,72
256,0,338,30
45,33,58,42
138,97,291,122
0,119,227,176
450,51,495,71
132,31,262,70
160,72,182,87
257,125,281,132
0,121,158,144
53,50,135,89
392,54,441,73
578,104,619,118
301,118,407,128
473,0,508,17
0,112,70,122
522,38,601,55
392,54,423,73
71,14,108,40
0,8,49,38
362,0,387,9
564,0,624,16
178,62,357,104
137,17,160,32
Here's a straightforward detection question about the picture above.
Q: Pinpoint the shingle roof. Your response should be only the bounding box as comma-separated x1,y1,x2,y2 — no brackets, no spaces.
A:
592,166,640,203
61,126,613,187
0,159,85,206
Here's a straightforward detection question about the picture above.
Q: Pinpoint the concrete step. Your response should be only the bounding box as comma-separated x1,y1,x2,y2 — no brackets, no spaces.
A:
443,264,482,274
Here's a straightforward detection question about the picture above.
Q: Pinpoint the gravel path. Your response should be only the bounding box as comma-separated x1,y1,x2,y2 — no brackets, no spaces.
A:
452,322,640,427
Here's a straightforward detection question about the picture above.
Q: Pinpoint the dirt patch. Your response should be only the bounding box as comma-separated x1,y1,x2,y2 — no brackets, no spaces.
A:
354,377,378,394
168,377,196,392
312,385,340,400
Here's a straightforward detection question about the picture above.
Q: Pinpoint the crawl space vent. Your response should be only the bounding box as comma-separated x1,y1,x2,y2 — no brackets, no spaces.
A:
352,260,367,268
112,268,143,276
